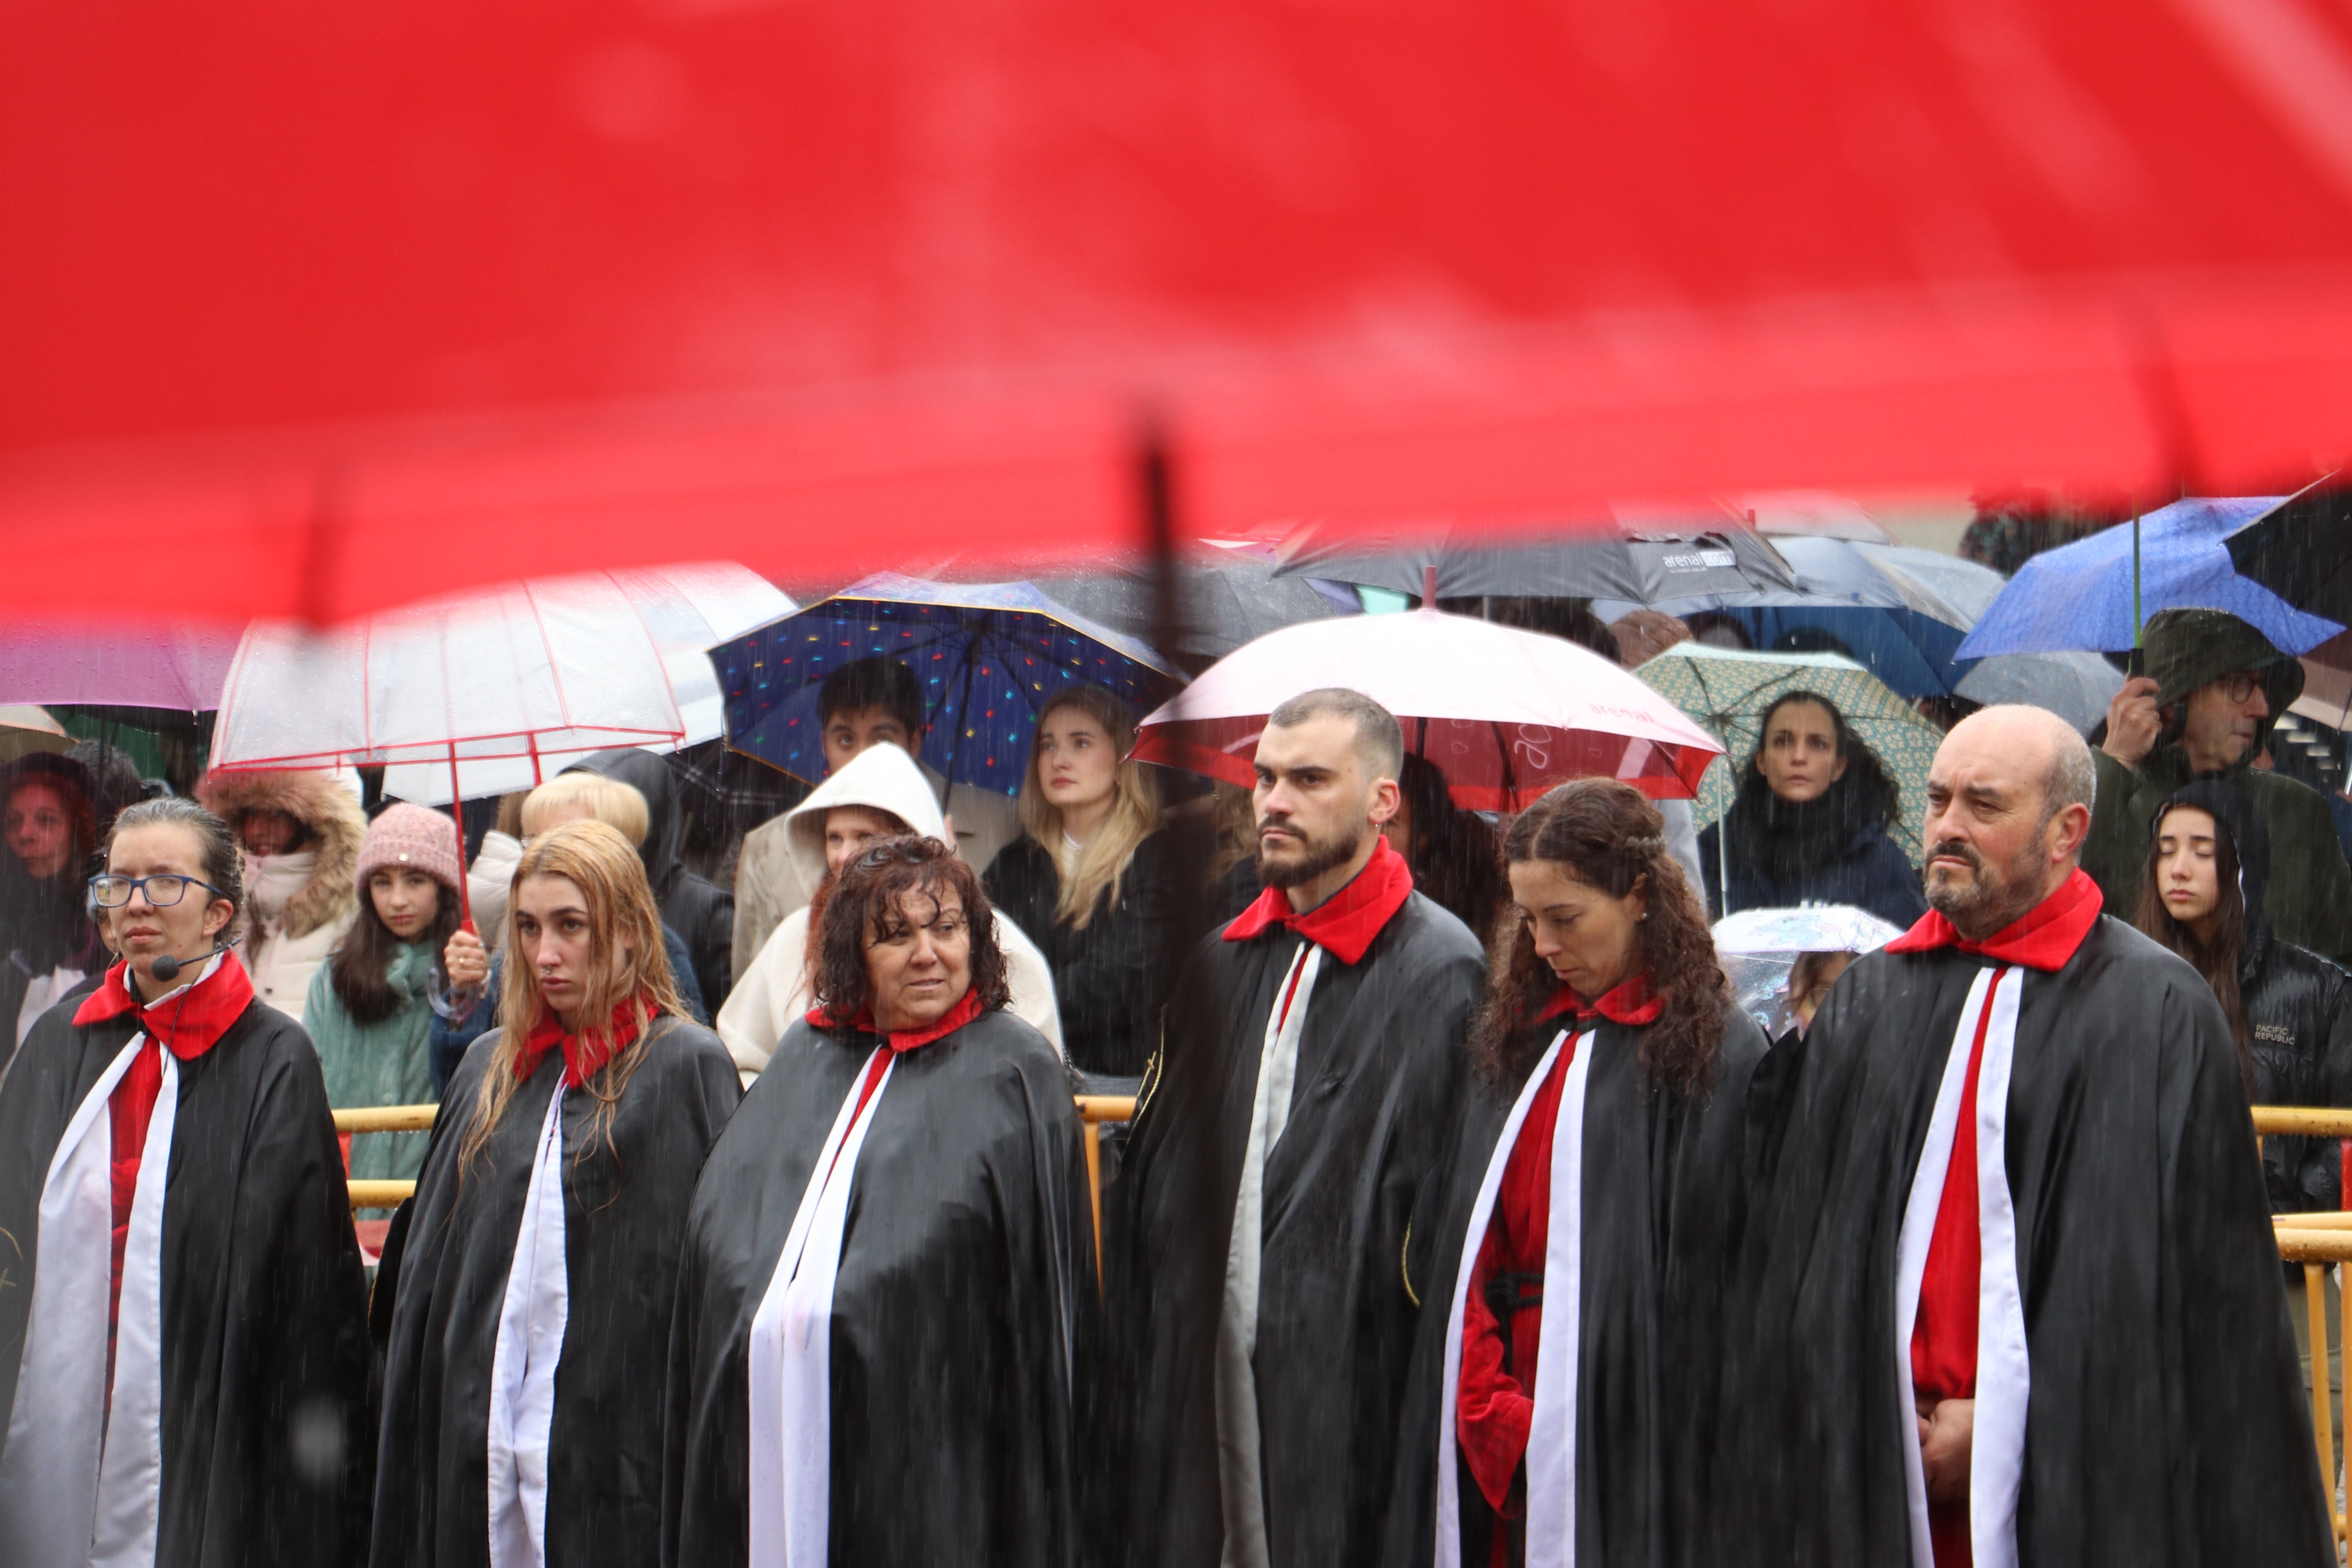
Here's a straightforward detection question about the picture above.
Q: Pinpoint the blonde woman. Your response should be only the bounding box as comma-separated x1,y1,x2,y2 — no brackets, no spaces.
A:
984,684,1187,1076
372,820,741,1568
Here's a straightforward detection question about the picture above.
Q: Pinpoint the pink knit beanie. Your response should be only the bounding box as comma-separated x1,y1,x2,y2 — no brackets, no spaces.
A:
356,802,463,893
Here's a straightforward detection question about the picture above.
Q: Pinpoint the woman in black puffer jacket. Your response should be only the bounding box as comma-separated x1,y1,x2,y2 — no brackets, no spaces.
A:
2137,778,2352,1214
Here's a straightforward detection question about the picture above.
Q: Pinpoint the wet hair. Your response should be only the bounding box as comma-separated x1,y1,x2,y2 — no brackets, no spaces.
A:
522,771,650,847
460,820,689,1174
811,836,1011,1027
5,764,98,870
1265,687,1405,782
818,655,927,739
332,875,461,1026
1019,684,1163,929
1746,691,1901,827
1471,780,1729,1094
2135,799,2252,1086
108,796,245,923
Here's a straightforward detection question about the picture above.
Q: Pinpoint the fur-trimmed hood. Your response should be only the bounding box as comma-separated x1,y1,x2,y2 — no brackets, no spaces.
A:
194,768,366,938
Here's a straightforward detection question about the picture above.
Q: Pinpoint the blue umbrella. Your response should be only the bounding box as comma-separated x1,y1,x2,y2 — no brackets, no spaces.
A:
1954,497,2345,659
711,573,1184,796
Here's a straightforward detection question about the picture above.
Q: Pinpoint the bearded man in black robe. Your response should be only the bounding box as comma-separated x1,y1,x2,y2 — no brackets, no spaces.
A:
1728,704,2333,1567
1111,688,1486,1568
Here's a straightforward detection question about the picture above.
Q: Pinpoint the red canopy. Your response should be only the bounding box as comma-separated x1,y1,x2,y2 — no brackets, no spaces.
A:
7,0,2352,621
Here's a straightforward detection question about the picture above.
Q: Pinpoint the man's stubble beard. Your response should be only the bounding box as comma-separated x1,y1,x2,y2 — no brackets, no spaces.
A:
1923,835,2051,941
1256,820,1365,891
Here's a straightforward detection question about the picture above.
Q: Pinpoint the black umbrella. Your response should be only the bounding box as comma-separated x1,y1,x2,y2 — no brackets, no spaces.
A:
1271,517,1798,603
2223,475,2352,624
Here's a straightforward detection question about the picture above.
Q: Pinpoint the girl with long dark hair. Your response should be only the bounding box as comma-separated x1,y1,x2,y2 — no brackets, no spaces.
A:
2136,779,2352,1213
1387,780,1768,1568
1697,689,1927,930
301,803,462,1185
372,819,740,1568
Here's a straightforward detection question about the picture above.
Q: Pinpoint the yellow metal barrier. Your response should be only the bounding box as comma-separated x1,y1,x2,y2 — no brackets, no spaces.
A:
2253,1107,2352,1140
2276,1218,2352,1544
341,1095,1143,1265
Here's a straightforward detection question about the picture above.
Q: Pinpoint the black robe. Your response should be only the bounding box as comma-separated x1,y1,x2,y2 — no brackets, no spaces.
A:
1382,1006,1769,1568
661,1007,1095,1567
0,994,376,1564
1110,890,1486,1568
370,1017,741,1568
1723,914,2335,1566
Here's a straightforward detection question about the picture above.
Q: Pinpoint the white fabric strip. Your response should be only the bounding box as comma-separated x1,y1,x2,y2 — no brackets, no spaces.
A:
486,1081,572,1568
1216,942,1323,1568
1433,1030,1569,1568
90,1050,178,1568
0,1034,151,1568
1522,1029,1595,1568
1892,965,2029,1568
747,1047,894,1568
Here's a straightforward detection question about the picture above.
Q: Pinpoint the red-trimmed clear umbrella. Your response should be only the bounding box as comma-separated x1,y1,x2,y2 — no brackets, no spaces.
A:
1130,574,1721,811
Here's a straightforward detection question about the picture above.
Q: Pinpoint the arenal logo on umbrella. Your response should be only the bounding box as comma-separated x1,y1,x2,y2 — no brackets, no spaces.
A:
1660,549,1738,572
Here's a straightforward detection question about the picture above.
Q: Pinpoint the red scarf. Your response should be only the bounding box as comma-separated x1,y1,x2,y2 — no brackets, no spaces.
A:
74,952,256,1060
1534,972,1664,1028
516,994,657,1087
1885,866,2103,973
806,985,985,1053
1223,835,1416,965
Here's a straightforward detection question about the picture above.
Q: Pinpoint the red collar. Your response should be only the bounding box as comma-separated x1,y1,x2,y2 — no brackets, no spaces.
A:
806,985,987,1053
72,954,256,1061
1222,836,1416,966
1536,972,1664,1028
1885,866,2103,973
517,994,656,1087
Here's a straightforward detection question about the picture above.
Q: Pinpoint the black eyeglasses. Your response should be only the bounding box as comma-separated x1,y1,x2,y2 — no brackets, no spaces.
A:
2218,671,2263,704
89,873,224,909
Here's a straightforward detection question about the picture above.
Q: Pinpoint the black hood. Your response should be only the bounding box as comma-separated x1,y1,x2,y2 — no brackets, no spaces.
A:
566,749,685,897
2150,777,2272,974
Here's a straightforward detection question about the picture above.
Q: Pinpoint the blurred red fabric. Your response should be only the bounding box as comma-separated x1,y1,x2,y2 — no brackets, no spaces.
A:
5,0,2352,619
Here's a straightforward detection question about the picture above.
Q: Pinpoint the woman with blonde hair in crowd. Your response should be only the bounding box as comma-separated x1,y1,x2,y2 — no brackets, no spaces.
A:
372,819,740,1568
984,684,1191,1077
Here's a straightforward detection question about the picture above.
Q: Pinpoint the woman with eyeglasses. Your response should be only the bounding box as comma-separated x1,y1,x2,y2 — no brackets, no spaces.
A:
0,753,106,1060
372,819,741,1568
0,796,374,1564
666,835,1094,1567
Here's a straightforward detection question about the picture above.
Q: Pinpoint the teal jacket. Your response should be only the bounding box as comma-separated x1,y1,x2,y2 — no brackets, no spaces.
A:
302,938,437,1182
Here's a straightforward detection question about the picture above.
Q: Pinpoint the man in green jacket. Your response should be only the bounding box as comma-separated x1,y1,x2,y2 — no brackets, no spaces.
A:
2086,606,2352,962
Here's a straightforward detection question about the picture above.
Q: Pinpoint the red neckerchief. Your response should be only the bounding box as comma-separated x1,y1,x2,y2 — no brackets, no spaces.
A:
1535,972,1664,1027
516,994,655,1087
73,953,256,1061
806,985,986,1054
1222,835,1416,965
1885,866,2103,973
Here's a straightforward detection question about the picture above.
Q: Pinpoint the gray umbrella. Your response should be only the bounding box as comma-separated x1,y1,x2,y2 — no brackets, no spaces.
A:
1271,517,1798,603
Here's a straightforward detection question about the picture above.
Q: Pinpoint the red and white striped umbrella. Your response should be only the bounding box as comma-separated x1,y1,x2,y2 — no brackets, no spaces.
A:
1131,597,1721,813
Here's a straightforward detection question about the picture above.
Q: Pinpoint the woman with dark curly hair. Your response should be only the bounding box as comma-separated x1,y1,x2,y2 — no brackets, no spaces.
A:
665,834,1095,1568
1385,780,1769,1568
1697,689,1927,930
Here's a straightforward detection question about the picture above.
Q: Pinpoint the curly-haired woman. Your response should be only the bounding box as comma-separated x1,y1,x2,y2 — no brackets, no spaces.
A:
1697,690,1927,930
371,819,741,1568
666,834,1094,1568
1387,780,1768,1568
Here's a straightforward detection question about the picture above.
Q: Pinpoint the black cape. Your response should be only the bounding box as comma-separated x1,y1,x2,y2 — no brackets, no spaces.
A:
370,1017,741,1568
1110,889,1485,1568
1382,1006,1769,1568
0,991,376,1564
662,1007,1095,1566
1723,914,2334,1566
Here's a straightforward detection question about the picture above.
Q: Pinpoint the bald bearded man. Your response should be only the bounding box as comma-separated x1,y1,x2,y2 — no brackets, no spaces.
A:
1726,706,2331,1568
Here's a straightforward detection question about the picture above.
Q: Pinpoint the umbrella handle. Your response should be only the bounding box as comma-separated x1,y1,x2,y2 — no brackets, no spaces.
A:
447,742,474,931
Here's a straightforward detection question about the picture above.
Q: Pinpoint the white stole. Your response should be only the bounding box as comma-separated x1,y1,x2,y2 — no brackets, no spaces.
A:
1893,965,2031,1568
0,1033,180,1568
1216,941,1324,1568
486,1080,572,1568
746,1047,896,1568
1433,1028,1595,1568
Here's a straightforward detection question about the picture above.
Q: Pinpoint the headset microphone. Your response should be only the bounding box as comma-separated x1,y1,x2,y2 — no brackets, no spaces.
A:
151,938,230,984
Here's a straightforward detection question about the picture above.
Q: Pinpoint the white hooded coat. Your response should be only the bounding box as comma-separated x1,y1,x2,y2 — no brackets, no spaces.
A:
715,744,1062,1081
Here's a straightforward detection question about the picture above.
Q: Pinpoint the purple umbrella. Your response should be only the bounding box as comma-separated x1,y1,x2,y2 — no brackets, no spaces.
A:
0,615,242,710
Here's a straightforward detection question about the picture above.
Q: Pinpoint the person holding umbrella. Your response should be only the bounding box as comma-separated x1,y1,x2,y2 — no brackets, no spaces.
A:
2088,607,2352,963
1697,690,1927,930
1385,779,1767,1568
